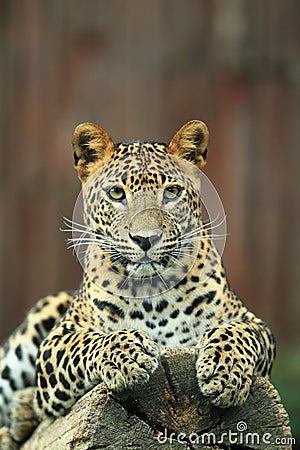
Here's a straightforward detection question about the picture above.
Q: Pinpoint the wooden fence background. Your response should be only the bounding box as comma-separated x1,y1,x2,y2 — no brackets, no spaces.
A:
0,0,299,350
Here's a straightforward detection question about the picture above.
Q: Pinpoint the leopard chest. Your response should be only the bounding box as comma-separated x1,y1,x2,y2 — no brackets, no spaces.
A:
89,287,222,347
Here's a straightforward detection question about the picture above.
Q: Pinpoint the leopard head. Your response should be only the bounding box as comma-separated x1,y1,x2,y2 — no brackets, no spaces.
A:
71,121,210,295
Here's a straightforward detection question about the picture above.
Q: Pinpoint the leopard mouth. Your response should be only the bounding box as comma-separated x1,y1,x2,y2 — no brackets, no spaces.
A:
109,252,172,277
139,255,153,263
104,237,197,280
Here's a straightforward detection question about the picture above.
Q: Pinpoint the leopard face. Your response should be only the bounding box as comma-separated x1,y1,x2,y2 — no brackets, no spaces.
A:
80,146,203,279
71,121,210,296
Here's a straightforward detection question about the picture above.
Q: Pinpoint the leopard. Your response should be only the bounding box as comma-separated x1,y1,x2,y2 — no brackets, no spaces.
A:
0,120,275,449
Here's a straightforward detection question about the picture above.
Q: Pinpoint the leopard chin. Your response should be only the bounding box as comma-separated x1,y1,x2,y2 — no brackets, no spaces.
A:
123,260,169,278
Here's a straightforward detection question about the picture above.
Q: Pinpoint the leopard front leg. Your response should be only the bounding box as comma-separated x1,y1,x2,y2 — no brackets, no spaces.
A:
95,330,159,391
196,318,275,408
34,323,159,419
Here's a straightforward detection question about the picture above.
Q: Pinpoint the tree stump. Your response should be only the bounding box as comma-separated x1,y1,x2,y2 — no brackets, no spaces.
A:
21,347,292,450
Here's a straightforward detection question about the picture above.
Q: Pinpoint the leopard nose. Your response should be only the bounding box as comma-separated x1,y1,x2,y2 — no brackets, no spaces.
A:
129,232,163,251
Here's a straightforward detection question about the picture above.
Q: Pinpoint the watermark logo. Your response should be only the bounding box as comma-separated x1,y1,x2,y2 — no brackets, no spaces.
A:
156,421,295,446
236,420,248,432
64,152,227,296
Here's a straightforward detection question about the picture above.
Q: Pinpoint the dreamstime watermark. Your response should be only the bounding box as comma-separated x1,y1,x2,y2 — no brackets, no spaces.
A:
156,421,296,447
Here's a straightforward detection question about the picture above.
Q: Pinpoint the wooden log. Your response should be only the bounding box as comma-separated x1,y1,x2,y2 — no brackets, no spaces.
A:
22,347,292,450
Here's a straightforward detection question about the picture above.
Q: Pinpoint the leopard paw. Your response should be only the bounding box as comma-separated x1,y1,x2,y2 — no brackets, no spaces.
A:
196,326,256,407
99,330,159,391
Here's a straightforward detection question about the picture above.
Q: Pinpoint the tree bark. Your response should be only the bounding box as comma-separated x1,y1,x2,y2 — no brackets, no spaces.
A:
21,347,292,450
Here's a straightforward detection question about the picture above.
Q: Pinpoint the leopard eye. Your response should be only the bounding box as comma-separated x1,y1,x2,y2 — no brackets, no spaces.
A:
163,185,183,201
107,186,126,202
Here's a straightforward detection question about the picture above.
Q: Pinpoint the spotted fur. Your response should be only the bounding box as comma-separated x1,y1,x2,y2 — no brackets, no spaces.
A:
0,121,275,448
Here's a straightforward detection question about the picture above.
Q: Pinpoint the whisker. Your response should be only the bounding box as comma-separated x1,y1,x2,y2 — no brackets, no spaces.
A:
168,255,185,268
154,270,169,289
180,214,227,240
61,217,113,242
200,214,227,233
202,211,221,226
119,267,138,288
177,244,195,250
171,250,198,259
67,238,112,248
180,232,229,244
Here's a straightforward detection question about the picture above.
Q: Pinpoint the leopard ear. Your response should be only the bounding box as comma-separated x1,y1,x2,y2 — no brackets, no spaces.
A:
168,120,209,170
72,123,114,182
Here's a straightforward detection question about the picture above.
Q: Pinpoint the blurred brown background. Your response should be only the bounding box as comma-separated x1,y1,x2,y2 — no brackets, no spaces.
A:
0,0,300,439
